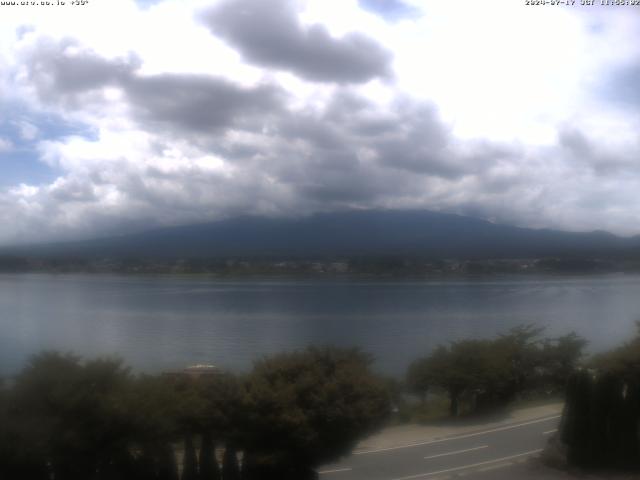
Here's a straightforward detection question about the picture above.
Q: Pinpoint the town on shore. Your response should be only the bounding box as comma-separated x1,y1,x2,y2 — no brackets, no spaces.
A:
2,255,640,276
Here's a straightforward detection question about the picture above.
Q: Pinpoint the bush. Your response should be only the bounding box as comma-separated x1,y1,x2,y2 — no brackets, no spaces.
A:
240,347,391,478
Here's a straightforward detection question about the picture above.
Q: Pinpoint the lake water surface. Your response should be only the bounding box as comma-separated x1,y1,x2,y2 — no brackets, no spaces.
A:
1,273,638,376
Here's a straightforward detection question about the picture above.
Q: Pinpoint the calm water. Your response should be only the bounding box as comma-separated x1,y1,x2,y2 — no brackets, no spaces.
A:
0,273,638,376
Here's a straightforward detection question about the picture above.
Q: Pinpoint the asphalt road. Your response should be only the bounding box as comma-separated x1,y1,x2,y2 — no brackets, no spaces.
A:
318,414,561,480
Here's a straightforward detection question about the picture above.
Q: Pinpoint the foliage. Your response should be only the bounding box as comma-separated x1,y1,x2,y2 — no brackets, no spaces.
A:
561,369,640,470
240,346,390,477
196,371,244,438
591,321,640,380
0,347,390,479
3,352,135,480
199,433,220,480
406,326,586,417
221,445,241,480
540,332,589,392
559,323,640,471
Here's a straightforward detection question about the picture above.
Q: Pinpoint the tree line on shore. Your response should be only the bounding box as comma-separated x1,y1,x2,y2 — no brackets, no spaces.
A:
0,325,601,480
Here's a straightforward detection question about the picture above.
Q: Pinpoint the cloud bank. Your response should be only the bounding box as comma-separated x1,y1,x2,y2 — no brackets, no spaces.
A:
1,0,640,245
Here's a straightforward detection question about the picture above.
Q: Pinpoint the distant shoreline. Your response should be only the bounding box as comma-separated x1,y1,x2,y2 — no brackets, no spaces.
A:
1,262,639,279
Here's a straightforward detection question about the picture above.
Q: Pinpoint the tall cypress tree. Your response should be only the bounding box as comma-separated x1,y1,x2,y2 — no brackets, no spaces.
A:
182,434,198,480
240,452,257,480
199,433,220,480
562,370,593,467
590,372,618,467
157,444,179,480
222,445,240,480
616,378,640,468
133,447,157,480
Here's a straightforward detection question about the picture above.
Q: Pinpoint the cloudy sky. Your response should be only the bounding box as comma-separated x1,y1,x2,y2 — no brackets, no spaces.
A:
1,0,640,244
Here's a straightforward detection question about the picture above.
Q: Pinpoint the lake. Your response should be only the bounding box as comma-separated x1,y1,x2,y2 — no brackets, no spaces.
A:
0,273,638,377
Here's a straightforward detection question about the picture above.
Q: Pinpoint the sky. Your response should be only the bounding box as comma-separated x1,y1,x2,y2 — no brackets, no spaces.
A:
1,0,640,244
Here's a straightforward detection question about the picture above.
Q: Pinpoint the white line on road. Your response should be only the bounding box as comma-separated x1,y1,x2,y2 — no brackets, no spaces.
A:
543,429,557,435
424,445,488,460
318,467,353,475
355,415,561,455
389,449,543,480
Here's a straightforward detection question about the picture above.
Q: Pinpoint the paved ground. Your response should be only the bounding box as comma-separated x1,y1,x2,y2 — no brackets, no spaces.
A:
353,403,563,454
317,402,638,479
316,403,587,480
451,461,638,480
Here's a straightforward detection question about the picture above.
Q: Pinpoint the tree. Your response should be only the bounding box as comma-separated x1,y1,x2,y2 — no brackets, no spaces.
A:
495,324,545,397
7,352,135,480
240,347,390,478
409,326,587,417
196,372,244,443
405,357,433,403
156,443,179,480
562,370,593,467
416,341,512,416
182,434,198,480
561,323,640,470
199,432,220,480
540,332,587,393
592,321,640,381
222,445,241,480
0,377,49,480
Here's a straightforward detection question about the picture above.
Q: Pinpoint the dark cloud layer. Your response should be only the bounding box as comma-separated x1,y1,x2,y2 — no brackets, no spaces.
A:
23,38,140,107
124,74,284,134
200,0,393,83
22,38,285,136
559,127,637,175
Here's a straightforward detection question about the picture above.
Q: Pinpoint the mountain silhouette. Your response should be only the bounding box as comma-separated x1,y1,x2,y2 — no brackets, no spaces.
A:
7,210,640,259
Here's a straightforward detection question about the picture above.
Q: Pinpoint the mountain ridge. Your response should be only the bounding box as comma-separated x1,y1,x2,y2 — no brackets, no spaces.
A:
4,209,640,260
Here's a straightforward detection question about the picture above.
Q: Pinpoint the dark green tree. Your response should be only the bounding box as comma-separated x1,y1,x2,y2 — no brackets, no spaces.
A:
196,372,244,445
562,370,593,467
157,443,179,480
409,326,586,417
0,377,49,480
495,324,545,397
405,357,433,403
222,445,241,480
127,375,183,480
182,434,198,480
540,332,587,393
240,347,390,478
9,353,134,480
416,341,512,416
199,432,220,480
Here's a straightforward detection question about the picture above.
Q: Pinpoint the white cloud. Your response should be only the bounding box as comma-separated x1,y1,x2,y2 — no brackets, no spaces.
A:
15,120,39,140
0,137,13,153
0,0,639,245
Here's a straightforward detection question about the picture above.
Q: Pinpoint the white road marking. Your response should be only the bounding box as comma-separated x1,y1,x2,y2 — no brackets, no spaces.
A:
318,467,353,475
543,429,557,435
355,415,561,455
424,445,488,460
389,449,543,480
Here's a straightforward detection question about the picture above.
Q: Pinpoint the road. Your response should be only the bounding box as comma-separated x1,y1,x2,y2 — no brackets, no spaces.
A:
318,414,561,480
